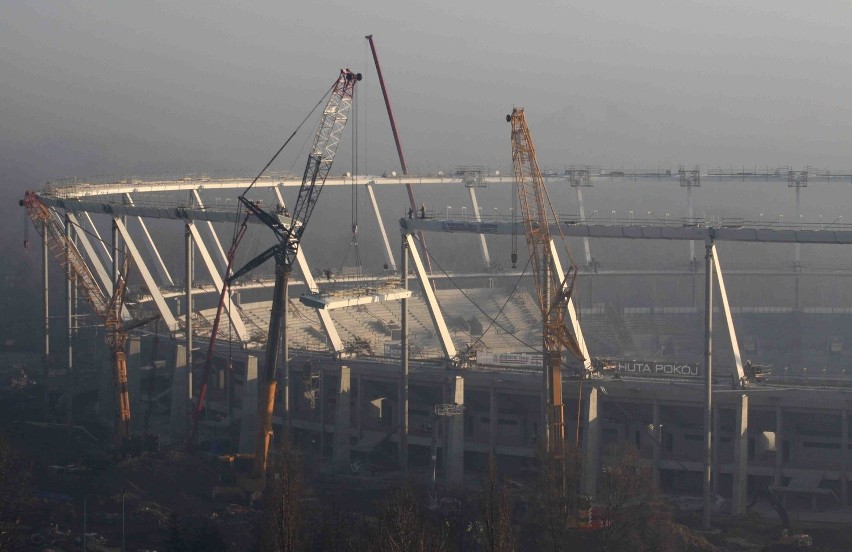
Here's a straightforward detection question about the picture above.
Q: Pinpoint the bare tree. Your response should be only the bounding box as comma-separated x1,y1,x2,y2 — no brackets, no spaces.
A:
478,455,515,552
529,441,582,552
375,484,448,552
259,441,305,552
0,434,30,552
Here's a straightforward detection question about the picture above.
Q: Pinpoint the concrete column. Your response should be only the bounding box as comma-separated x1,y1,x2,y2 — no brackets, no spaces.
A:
732,394,749,515
582,387,600,497
127,337,141,432
319,368,326,456
400,237,409,472
446,376,465,487
652,400,660,489
712,405,720,495
702,241,714,529
775,406,783,487
841,409,848,506
170,344,188,443
489,382,498,453
333,365,352,472
355,375,363,439
239,356,258,453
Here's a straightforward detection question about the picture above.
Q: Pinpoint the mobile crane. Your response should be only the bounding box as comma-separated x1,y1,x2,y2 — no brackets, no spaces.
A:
508,108,585,454
22,192,158,444
188,69,360,482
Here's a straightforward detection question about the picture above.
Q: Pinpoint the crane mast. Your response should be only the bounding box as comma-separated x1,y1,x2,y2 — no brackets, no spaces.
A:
22,192,151,443
228,69,361,479
508,108,584,453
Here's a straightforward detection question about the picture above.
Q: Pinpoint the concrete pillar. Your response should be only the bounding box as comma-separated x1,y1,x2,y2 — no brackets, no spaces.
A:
239,356,258,454
489,382,498,454
333,366,352,473
775,406,783,487
127,337,142,432
712,405,720,495
170,344,188,443
319,368,326,456
652,400,660,489
841,409,848,506
582,387,600,497
732,394,749,515
355,375,363,439
446,376,465,487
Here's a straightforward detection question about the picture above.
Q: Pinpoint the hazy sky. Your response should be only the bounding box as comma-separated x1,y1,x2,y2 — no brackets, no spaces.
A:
3,0,852,191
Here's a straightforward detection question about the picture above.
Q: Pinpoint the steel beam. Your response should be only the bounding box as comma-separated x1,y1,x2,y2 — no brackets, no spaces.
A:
549,239,591,370
124,193,174,286
294,248,343,353
404,233,456,359
366,183,396,271
702,241,714,530
66,213,111,298
186,223,248,343
113,218,179,332
575,186,593,265
82,211,113,271
467,186,491,268
711,244,745,389
191,190,228,272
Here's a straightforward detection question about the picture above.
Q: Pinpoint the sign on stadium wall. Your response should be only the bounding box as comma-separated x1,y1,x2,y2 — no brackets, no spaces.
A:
478,352,544,368
615,360,702,378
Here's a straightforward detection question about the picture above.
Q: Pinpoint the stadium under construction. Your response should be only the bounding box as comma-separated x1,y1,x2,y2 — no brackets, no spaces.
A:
21,163,852,526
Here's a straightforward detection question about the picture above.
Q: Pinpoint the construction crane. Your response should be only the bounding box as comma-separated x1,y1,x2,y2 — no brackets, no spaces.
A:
21,192,158,444
191,69,360,479
507,108,585,454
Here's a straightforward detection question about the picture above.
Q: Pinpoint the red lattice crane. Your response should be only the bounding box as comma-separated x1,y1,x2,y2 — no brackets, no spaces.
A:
508,108,584,453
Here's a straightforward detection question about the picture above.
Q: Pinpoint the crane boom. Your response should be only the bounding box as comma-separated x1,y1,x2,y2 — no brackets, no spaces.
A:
229,69,360,478
508,108,584,453
22,192,143,443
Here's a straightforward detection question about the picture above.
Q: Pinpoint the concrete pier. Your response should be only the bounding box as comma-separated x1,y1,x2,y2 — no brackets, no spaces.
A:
732,394,749,515
582,387,600,496
446,376,465,487
333,365,352,472
239,356,258,454
169,344,188,443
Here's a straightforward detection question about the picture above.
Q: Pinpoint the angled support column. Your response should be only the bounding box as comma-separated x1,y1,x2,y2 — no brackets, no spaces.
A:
575,186,592,265
404,233,456,360
66,213,111,297
711,244,745,389
114,218,179,332
191,190,228,273
702,240,714,529
367,182,396,271
295,249,343,353
83,211,113,265
732,394,749,515
186,223,248,343
467,186,491,268
400,237,409,472
549,240,591,370
124,193,174,286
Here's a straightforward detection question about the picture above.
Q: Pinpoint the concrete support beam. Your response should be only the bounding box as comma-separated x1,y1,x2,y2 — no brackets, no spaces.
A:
239,356,258,454
732,394,749,515
467,186,491,268
775,406,783,486
582,387,600,497
842,409,848,506
170,344,188,443
333,365,352,473
127,337,142,432
712,405,720,495
446,376,465,487
652,399,661,489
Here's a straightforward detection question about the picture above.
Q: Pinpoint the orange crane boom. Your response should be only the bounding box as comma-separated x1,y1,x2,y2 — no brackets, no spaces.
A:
508,108,584,452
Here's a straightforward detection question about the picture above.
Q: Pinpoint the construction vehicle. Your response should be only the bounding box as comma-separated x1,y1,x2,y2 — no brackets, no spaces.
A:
21,192,158,446
188,69,360,485
507,108,585,454
748,488,812,551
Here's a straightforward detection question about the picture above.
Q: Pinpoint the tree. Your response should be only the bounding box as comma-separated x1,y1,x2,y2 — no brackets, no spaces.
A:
258,440,305,552
478,455,515,552
528,441,583,552
164,514,189,552
0,434,31,552
375,484,449,552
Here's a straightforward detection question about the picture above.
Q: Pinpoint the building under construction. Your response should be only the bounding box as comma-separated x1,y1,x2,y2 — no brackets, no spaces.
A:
22,157,852,524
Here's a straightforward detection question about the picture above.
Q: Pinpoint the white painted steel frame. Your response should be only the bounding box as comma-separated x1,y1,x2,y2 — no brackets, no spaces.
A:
192,190,228,272
404,232,456,359
467,186,491,268
711,243,745,389
124,193,175,286
186,222,249,343
113,218,179,332
549,240,591,370
295,248,344,353
366,182,396,271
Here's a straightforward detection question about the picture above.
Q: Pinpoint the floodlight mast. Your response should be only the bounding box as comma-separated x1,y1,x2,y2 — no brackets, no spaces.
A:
229,69,361,479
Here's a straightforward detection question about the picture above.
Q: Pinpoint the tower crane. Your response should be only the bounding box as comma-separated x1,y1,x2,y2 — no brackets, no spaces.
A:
507,108,585,454
21,192,158,444
188,69,360,479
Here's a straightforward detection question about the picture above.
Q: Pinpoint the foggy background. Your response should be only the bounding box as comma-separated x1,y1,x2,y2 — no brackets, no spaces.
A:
3,1,852,349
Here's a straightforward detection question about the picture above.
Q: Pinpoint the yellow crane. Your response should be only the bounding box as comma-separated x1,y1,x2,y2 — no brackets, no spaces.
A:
508,108,584,453
22,192,157,444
